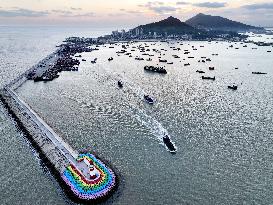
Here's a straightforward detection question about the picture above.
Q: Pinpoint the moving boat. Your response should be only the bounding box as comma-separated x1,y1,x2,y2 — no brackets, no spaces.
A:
118,80,123,88
163,135,176,153
108,57,113,61
144,95,154,104
196,70,205,73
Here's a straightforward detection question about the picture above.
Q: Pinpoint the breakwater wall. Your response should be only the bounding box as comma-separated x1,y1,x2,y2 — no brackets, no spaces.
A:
0,45,117,203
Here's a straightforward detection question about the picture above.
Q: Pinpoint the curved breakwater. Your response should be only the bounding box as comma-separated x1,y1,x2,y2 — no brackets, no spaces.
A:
0,44,118,203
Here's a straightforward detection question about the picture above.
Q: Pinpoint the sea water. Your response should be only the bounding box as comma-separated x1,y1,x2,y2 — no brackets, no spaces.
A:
16,37,273,204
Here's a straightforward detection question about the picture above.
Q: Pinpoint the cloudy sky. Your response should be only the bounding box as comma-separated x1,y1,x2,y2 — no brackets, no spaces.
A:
0,0,272,27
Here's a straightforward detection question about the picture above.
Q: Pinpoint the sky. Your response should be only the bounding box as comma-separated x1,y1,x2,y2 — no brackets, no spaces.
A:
0,0,273,28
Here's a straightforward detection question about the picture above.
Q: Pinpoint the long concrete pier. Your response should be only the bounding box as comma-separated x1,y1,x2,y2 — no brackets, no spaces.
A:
0,46,117,203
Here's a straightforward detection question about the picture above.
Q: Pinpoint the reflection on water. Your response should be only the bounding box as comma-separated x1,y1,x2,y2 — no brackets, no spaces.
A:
17,41,273,204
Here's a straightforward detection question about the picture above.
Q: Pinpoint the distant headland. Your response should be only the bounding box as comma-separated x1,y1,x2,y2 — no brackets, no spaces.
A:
98,14,265,42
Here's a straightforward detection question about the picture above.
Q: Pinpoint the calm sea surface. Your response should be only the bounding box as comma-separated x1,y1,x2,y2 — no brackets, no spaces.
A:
1,26,273,205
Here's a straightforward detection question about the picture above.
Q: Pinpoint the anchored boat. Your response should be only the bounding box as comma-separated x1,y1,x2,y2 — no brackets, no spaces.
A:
202,76,215,80
144,66,167,74
228,85,238,90
252,72,267,74
144,95,154,104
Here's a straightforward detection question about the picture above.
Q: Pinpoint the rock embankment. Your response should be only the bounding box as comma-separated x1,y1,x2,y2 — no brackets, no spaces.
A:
0,88,71,172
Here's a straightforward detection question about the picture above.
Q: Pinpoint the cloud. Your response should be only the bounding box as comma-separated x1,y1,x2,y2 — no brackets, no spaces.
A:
108,13,125,17
176,2,190,5
151,6,177,13
0,8,49,17
71,7,82,11
51,10,72,15
120,8,145,15
193,2,227,8
61,12,95,18
241,3,273,10
139,1,177,14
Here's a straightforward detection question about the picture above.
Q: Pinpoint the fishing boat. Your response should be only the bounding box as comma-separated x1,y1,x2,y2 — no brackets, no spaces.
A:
159,59,167,63
144,66,167,74
135,57,144,61
252,72,267,74
228,85,237,90
163,135,176,153
202,76,215,80
91,58,97,64
118,80,123,88
144,95,154,104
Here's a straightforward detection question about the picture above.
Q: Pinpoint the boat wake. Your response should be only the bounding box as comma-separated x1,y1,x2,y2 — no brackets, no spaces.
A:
129,106,176,149
73,64,176,152
92,64,147,100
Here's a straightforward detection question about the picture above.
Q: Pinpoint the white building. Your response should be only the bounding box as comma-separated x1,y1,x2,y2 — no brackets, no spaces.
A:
140,28,144,36
121,29,126,38
136,28,140,36
112,30,119,37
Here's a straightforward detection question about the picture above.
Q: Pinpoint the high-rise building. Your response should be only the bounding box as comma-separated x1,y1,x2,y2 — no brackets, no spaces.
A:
129,29,133,37
112,30,119,37
140,28,144,36
135,28,140,36
121,29,126,38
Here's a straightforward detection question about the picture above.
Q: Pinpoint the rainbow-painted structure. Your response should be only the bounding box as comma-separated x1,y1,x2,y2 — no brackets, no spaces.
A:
62,153,116,200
